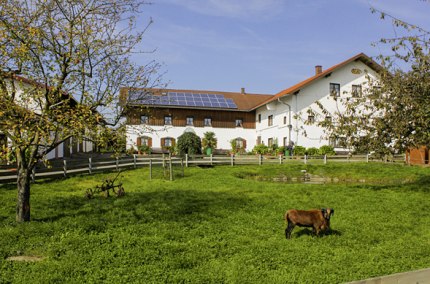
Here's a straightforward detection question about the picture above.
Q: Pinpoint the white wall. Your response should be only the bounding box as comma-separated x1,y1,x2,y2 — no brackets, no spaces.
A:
126,124,257,152
256,61,379,149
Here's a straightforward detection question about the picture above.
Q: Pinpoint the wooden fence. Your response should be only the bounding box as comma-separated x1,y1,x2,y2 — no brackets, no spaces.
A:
0,153,406,184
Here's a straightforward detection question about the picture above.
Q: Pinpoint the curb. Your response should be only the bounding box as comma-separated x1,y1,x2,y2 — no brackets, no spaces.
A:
346,267,430,284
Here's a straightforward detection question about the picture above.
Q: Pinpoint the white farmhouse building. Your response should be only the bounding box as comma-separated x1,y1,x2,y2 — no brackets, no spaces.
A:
123,53,382,153
0,76,94,161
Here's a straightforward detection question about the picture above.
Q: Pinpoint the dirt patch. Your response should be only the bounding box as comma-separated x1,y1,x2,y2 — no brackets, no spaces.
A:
6,255,44,262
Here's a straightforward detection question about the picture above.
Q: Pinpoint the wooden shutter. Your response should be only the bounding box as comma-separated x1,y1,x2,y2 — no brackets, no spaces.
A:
136,137,142,147
242,139,247,150
171,138,176,147
161,138,165,147
148,137,152,147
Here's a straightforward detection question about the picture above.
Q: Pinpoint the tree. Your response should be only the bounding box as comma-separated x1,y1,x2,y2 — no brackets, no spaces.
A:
201,131,217,151
176,132,202,156
0,0,162,222
310,5,430,157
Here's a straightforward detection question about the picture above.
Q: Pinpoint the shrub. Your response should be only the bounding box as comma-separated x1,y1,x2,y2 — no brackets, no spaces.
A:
176,132,202,156
138,144,152,155
292,145,306,156
306,147,319,156
319,145,336,156
202,132,218,151
252,144,269,155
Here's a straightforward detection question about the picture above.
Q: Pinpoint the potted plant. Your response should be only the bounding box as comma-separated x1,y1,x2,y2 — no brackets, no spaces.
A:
202,132,217,156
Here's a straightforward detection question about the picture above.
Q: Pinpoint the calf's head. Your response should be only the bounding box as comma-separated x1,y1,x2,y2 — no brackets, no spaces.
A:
321,208,334,220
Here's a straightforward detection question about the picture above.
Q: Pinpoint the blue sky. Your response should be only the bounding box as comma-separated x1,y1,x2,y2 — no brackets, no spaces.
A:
135,0,430,94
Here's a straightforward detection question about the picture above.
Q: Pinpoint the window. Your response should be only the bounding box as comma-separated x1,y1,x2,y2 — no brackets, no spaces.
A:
352,84,362,97
283,116,287,125
140,115,149,124
257,136,262,145
164,137,173,147
283,137,288,147
186,116,194,126
235,138,245,149
164,115,172,125
258,114,261,123
308,115,315,123
330,83,340,97
141,136,150,146
235,119,243,127
268,115,273,126
204,117,212,126
329,136,346,148
268,138,274,147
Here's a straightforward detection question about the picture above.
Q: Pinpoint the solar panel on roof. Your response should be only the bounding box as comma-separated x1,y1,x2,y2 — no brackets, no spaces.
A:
129,91,238,109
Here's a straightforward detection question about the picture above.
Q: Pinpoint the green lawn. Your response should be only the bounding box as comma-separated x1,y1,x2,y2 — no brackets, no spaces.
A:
1,163,429,283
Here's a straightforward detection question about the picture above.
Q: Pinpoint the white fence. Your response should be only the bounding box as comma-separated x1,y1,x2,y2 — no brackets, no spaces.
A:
0,153,406,183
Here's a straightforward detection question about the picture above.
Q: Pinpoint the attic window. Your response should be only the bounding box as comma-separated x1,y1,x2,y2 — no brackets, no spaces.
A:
308,115,315,124
352,85,362,97
330,83,340,97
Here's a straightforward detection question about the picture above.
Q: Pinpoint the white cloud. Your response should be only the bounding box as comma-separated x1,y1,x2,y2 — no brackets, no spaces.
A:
161,0,286,19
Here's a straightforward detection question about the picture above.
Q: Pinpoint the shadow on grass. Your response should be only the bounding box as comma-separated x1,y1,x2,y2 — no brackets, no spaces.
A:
293,228,342,238
32,189,251,228
346,174,430,193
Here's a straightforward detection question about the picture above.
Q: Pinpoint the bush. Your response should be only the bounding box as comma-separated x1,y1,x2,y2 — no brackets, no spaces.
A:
293,145,306,156
138,144,152,155
252,144,269,155
319,145,336,156
176,132,202,156
306,147,319,156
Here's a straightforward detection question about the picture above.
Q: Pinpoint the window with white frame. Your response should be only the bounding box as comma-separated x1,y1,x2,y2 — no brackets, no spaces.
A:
186,116,194,126
164,115,172,125
235,118,243,127
204,117,212,126
140,115,149,124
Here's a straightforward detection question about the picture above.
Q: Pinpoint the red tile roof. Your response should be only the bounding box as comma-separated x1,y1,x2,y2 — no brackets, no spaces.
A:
251,53,384,110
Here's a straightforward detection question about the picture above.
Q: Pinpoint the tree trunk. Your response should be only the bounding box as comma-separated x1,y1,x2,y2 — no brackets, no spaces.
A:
16,166,31,222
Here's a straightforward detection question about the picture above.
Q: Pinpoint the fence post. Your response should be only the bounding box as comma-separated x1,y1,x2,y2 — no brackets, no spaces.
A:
115,157,119,171
63,159,67,178
304,155,307,164
210,154,213,165
133,154,137,169
181,159,184,177
185,154,188,167
31,167,36,183
169,158,173,181
149,159,152,180
259,154,262,166
89,158,92,174
279,154,282,165
366,154,369,163
231,154,234,166
324,154,327,165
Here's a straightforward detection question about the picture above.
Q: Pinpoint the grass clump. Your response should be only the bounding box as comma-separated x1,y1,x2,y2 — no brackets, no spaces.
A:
0,163,429,283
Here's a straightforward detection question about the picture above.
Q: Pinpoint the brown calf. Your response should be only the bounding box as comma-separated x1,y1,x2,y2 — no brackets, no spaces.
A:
284,208,334,239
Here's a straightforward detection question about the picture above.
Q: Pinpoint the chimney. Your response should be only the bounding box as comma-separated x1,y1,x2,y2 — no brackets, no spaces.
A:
315,65,322,75
241,87,246,95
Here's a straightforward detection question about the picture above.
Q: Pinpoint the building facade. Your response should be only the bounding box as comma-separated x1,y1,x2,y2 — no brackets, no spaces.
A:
124,53,382,153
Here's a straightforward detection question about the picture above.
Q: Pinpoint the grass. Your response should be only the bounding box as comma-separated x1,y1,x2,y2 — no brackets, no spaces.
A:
0,162,429,283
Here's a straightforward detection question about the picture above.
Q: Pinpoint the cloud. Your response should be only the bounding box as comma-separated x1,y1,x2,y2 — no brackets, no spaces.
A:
161,0,286,19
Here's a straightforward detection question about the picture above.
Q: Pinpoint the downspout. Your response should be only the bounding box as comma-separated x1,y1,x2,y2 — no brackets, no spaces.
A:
277,97,292,144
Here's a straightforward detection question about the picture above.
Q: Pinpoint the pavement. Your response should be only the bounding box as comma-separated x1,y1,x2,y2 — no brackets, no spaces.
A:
346,267,430,284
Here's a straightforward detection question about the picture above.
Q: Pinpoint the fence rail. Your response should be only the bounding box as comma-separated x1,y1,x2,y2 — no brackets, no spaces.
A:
0,153,406,184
